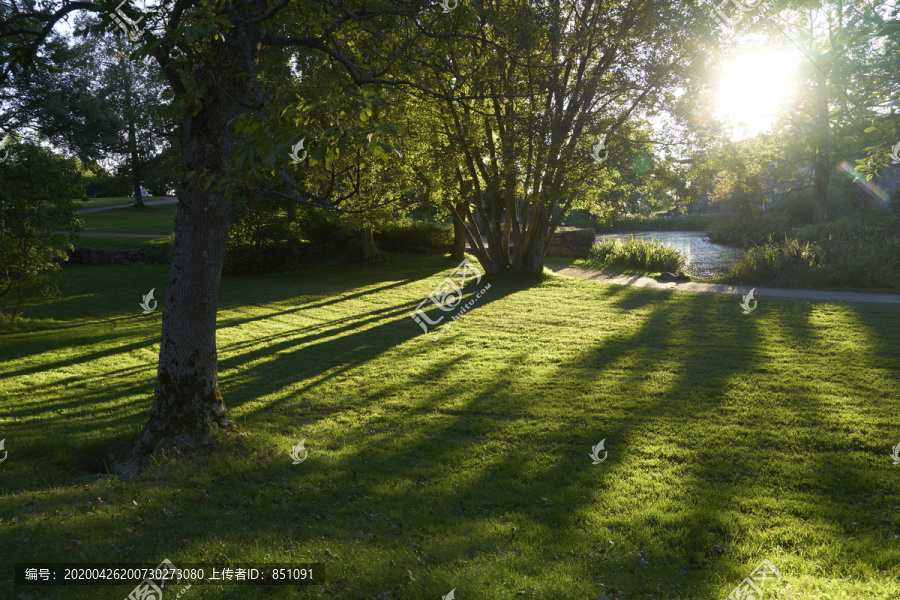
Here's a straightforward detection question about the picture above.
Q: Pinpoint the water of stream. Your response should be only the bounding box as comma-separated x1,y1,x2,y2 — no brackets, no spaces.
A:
596,231,744,279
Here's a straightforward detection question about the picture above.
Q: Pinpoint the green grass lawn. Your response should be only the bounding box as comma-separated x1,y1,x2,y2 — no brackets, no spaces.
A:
1,255,899,599
70,235,175,253
78,203,177,235
79,196,176,210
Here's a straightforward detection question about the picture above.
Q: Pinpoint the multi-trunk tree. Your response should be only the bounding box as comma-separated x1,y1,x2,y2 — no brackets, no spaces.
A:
0,0,728,467
415,0,713,274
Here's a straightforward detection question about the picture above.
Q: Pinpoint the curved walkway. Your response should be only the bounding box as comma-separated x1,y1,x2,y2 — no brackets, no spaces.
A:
546,264,900,305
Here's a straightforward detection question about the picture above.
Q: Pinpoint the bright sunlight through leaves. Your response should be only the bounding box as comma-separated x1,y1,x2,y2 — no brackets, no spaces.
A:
716,48,801,140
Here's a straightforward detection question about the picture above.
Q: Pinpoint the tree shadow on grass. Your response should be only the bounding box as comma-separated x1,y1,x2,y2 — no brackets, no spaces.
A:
217,274,527,416
203,280,766,598
4,270,899,599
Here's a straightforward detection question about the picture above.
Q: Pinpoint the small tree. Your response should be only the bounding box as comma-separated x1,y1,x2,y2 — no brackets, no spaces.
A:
0,143,83,321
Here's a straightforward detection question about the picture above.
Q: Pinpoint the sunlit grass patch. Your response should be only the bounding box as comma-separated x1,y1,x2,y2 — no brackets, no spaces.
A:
0,257,898,599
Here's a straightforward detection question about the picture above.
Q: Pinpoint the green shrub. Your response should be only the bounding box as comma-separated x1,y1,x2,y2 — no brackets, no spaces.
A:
0,144,83,321
707,212,791,247
84,173,130,198
777,190,816,223
723,227,900,289
223,200,364,274
373,219,452,253
298,206,353,249
563,209,596,229
586,213,714,233
585,236,687,273
224,198,309,274
224,218,309,275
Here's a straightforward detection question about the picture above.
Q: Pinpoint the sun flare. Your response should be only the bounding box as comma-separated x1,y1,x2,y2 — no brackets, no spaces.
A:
716,48,800,140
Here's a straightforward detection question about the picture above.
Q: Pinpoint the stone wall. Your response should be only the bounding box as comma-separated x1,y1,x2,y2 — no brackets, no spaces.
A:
546,227,595,258
68,248,170,266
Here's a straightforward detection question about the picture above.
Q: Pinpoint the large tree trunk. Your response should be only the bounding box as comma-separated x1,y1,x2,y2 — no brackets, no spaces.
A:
361,228,382,262
287,199,297,223
519,203,550,275
130,22,260,460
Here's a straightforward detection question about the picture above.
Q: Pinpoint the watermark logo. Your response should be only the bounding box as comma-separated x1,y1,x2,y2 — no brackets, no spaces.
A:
125,558,190,600
589,439,607,464
890,442,900,465
139,288,157,314
590,136,608,164
439,0,458,12
290,439,308,464
442,589,456,600
707,0,763,29
111,0,152,42
739,288,757,314
724,558,781,600
289,138,308,164
0,439,7,463
889,141,900,165
411,258,484,335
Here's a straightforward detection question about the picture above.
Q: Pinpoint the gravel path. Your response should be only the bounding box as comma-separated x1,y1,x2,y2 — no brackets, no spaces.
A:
546,264,900,305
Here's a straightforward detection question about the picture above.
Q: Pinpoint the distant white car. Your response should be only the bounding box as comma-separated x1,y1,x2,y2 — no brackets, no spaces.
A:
140,188,150,197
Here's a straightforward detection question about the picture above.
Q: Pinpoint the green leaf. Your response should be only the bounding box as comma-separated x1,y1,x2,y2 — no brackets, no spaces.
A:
863,127,878,133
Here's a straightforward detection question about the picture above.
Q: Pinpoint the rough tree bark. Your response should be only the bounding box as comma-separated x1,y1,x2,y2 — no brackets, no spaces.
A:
129,17,261,459
361,228,382,261
287,199,297,223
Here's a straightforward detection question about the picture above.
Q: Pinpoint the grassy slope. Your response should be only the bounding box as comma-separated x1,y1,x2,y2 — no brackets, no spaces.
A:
78,203,177,235
78,196,175,210
70,235,175,253
1,256,899,600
